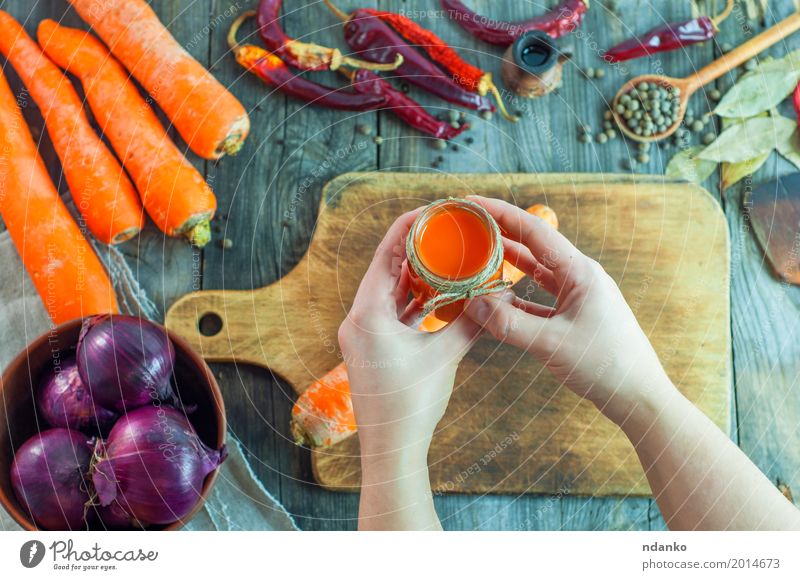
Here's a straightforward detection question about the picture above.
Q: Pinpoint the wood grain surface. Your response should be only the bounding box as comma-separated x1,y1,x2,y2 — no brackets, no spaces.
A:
1,0,799,530
166,172,731,496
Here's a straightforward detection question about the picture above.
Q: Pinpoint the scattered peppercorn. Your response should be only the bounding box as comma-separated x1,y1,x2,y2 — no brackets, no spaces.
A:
219,238,233,250
637,153,650,163
433,138,447,150
744,58,758,71
596,133,608,144
480,110,493,121
357,124,372,135
595,68,605,79
373,136,384,145
585,67,596,78
448,110,460,123
465,137,474,145
709,89,722,102
703,132,716,145
691,120,704,132
605,129,617,139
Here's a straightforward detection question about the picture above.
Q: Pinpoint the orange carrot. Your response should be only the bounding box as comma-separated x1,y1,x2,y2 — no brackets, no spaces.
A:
67,0,250,160
0,10,143,246
38,20,217,247
291,203,559,448
0,67,119,324
502,204,560,283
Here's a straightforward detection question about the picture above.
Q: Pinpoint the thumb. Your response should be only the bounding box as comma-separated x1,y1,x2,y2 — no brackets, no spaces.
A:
464,292,554,354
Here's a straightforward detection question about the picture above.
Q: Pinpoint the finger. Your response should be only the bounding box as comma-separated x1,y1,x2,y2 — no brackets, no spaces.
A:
437,312,484,360
468,196,587,283
352,208,422,316
399,296,424,327
464,293,560,356
502,238,559,295
511,295,557,318
394,261,412,316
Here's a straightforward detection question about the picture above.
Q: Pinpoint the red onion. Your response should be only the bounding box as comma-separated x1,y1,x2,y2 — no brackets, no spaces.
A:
38,354,118,435
92,406,225,525
77,315,176,413
11,429,95,530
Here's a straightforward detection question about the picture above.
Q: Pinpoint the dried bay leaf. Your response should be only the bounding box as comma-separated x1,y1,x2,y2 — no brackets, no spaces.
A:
721,152,770,189
777,123,800,170
714,52,800,118
697,116,795,163
666,146,718,183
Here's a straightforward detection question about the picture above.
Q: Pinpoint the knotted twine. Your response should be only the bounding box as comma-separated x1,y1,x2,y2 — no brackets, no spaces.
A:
406,198,511,318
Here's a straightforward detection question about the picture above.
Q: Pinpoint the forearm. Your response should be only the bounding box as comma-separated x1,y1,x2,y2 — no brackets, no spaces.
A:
618,379,800,530
358,442,441,531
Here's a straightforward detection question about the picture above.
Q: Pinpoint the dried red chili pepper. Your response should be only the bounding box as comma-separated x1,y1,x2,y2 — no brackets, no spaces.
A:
344,69,467,140
441,0,589,47
256,1,401,72
321,0,496,117
228,14,388,111
605,0,734,63
354,7,515,121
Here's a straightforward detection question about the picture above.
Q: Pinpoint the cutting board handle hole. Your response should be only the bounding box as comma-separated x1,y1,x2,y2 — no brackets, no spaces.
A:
198,312,223,337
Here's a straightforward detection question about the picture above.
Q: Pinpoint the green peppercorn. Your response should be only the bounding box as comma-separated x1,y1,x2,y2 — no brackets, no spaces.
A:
630,100,640,111
637,153,650,163
595,68,606,79
596,133,608,144
638,142,650,152
637,82,649,91
603,121,613,130
623,109,634,120
480,110,493,121
620,94,632,104
356,124,372,136
606,129,617,139
744,58,758,71
691,120,704,132
432,138,446,150
373,136,384,145
448,110,460,123
709,89,722,101
703,133,716,145
580,133,592,143
604,110,614,120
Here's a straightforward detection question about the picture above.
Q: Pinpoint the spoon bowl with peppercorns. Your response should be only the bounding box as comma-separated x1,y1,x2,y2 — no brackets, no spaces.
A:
612,12,800,143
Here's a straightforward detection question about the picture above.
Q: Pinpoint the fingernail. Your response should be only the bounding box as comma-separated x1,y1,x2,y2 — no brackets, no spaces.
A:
465,297,490,322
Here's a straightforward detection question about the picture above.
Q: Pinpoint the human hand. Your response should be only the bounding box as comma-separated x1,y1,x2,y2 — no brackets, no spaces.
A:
463,196,674,425
338,208,484,460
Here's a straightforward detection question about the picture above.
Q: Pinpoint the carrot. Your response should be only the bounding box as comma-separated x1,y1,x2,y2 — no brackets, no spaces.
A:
67,0,250,160
0,10,143,246
0,67,119,324
38,20,217,247
502,204,560,284
291,204,560,448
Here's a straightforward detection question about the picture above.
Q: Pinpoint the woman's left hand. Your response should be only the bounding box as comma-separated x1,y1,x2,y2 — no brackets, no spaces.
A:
338,208,484,459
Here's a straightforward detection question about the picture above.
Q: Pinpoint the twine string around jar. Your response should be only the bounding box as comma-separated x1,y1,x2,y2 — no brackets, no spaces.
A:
405,198,511,318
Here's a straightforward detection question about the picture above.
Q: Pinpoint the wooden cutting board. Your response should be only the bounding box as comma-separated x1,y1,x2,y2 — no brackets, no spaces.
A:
165,173,731,496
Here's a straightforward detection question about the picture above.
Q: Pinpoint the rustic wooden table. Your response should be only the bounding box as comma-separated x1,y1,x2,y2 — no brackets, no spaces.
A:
3,0,799,530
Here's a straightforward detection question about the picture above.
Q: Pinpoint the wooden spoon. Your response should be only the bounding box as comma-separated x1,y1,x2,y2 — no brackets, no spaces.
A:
613,11,800,143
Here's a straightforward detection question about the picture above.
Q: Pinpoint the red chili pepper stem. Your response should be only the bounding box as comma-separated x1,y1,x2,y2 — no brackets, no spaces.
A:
236,10,402,72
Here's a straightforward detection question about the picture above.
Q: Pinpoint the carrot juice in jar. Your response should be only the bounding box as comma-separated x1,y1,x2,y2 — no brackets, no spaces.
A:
406,198,505,324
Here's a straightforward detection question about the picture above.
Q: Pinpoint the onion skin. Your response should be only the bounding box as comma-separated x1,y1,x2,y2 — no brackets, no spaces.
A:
77,314,176,413
92,405,225,525
11,429,95,530
38,354,118,435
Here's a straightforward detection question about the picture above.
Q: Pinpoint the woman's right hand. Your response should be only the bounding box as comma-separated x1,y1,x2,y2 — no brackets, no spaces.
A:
464,196,675,425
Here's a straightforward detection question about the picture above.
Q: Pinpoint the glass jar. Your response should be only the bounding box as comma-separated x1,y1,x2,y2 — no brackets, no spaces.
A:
406,198,505,324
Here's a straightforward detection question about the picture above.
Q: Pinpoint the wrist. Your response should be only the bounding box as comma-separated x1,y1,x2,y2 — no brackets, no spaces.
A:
360,434,431,482
598,371,678,428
